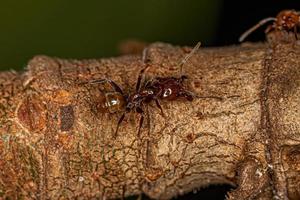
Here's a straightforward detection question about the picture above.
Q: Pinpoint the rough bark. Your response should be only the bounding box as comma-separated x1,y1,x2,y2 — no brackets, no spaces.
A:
0,39,299,200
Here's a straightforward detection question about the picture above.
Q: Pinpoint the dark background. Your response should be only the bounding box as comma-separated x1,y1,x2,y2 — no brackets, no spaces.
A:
0,1,299,71
0,0,297,72
1,0,299,199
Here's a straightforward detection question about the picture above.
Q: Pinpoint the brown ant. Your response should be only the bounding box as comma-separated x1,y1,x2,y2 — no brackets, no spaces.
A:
91,42,204,137
239,9,300,42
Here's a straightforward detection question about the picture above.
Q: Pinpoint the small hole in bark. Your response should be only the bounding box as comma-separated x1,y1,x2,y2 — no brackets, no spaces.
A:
60,105,75,131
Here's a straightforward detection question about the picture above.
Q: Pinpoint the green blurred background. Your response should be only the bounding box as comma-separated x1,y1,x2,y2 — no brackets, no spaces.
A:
0,0,221,70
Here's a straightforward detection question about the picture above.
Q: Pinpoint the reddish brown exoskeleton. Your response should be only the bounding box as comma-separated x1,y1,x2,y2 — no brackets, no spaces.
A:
239,9,300,42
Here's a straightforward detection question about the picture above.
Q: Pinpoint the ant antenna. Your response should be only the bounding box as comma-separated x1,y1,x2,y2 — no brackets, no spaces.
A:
239,17,276,42
179,42,201,75
142,47,148,64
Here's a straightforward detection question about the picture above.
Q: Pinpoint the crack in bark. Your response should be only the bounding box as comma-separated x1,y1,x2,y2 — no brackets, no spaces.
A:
261,45,288,200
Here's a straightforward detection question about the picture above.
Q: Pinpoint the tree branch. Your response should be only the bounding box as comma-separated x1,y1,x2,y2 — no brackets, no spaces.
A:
0,40,299,199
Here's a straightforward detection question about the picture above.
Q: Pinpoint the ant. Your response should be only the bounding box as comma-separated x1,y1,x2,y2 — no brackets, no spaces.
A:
239,9,300,42
91,42,202,137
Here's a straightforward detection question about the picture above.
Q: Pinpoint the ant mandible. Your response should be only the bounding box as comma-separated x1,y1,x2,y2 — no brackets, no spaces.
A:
239,9,300,42
91,42,201,137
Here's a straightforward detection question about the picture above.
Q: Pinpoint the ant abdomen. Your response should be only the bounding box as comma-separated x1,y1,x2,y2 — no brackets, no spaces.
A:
90,79,126,114
97,92,126,113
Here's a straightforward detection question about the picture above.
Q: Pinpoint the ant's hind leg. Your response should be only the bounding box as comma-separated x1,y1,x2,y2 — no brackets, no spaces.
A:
136,107,145,137
155,99,165,117
137,114,144,138
115,113,125,138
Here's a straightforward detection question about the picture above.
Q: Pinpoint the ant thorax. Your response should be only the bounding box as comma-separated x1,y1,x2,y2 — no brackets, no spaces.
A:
125,89,155,111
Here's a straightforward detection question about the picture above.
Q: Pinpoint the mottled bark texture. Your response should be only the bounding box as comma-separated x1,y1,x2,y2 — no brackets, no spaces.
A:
0,39,299,200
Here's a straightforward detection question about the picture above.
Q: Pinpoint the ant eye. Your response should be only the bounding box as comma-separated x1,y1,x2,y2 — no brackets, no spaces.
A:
163,88,172,97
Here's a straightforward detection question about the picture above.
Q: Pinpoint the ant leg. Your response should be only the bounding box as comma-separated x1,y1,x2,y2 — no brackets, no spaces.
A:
90,79,124,95
145,105,151,137
115,113,125,138
145,105,151,168
136,107,144,137
155,99,165,117
137,114,144,138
